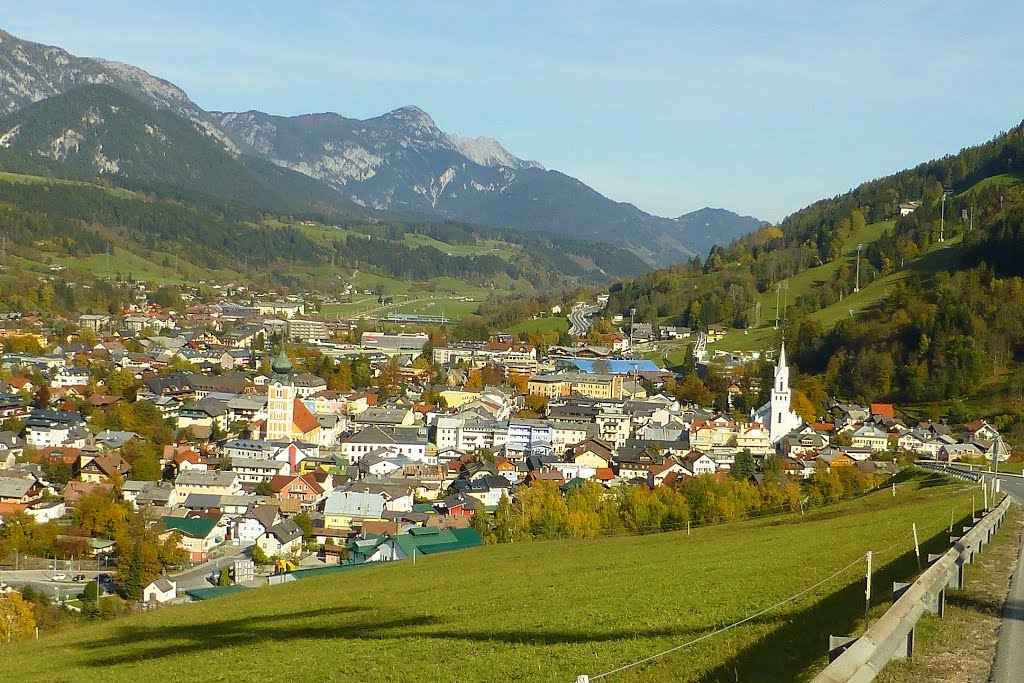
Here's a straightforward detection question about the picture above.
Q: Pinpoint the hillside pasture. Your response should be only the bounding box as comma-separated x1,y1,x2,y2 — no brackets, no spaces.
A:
3,471,983,683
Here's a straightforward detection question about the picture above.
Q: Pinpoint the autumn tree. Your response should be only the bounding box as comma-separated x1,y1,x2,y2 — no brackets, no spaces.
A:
0,592,36,642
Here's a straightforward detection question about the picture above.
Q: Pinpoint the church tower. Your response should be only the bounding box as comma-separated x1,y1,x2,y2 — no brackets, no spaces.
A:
266,348,295,441
768,343,799,443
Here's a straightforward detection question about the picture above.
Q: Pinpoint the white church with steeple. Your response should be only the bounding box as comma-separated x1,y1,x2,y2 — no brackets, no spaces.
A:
753,343,803,444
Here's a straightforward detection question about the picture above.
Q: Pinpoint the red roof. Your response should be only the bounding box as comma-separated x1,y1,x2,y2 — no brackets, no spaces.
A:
870,404,895,418
292,399,320,435
270,473,324,496
174,449,203,465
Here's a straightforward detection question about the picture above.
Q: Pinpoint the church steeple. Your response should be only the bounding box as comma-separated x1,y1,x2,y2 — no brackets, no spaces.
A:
270,347,293,385
778,342,787,370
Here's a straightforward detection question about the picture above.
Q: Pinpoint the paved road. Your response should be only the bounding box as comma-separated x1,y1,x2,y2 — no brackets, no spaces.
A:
170,544,253,591
987,472,1024,683
568,304,597,337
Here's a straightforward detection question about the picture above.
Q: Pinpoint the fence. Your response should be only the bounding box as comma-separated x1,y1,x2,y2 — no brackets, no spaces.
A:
811,491,1012,682
914,460,982,483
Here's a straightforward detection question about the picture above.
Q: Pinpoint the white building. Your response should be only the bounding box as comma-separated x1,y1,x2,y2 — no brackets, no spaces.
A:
753,344,802,444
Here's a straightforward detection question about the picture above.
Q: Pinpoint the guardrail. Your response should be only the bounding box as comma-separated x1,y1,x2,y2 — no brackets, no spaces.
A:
811,493,1012,682
915,460,982,482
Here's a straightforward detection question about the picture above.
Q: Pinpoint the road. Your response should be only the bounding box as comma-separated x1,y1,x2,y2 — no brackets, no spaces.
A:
986,472,1024,683
170,543,254,591
0,569,103,602
0,544,253,597
568,304,597,337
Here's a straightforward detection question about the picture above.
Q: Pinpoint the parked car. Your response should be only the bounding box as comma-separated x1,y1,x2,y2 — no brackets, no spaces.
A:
51,573,67,581
72,574,86,582
98,573,112,583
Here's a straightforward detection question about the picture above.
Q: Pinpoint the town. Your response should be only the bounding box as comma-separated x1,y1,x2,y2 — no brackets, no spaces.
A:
0,279,1007,614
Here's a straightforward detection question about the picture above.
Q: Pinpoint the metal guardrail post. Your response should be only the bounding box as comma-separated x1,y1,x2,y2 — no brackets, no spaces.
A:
812,495,1011,682
828,636,858,663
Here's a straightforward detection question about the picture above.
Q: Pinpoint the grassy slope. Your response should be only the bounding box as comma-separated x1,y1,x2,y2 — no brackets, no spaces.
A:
506,316,568,335
711,220,964,353
6,471,981,683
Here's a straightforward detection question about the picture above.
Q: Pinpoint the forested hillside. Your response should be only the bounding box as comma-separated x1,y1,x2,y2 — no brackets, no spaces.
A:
608,119,1024,330
607,119,1024,430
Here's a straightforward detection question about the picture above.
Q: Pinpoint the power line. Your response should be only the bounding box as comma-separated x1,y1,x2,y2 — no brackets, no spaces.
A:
586,555,867,681
577,501,971,681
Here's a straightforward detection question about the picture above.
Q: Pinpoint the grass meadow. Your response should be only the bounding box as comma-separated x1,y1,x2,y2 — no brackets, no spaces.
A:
3,470,988,683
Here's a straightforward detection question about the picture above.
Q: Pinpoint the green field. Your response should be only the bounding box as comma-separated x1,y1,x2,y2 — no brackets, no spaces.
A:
506,315,568,335
962,171,1024,195
0,170,138,199
402,233,519,260
49,245,241,285
4,471,984,683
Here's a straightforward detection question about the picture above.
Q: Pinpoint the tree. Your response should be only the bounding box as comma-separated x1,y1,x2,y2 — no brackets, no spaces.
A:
493,492,514,543
0,592,36,642
81,580,101,604
731,450,756,480
251,545,270,566
470,500,490,538
293,512,313,539
523,394,548,414
253,481,274,496
218,567,231,587
129,453,161,481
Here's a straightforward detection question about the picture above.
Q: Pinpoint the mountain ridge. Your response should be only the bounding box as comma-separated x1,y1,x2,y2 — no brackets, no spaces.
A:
0,28,764,265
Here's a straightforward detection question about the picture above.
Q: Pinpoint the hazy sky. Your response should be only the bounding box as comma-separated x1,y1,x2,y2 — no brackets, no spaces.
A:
6,2,1024,222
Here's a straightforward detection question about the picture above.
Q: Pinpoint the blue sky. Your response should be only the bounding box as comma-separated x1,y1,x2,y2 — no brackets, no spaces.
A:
6,2,1024,222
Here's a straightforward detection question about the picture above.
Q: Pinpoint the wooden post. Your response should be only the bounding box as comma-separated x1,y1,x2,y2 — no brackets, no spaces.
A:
949,509,954,534
865,551,873,632
972,495,976,519
687,520,690,536
892,483,896,497
913,523,921,570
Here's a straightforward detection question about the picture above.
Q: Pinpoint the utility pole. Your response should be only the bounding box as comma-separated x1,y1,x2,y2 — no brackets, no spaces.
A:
939,192,946,243
854,244,863,293
774,283,782,330
782,281,788,324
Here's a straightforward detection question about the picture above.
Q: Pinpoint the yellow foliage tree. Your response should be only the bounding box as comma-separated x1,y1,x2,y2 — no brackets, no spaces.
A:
0,592,36,642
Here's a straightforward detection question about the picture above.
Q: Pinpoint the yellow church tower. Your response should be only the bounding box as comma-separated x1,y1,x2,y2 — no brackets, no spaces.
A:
266,348,295,441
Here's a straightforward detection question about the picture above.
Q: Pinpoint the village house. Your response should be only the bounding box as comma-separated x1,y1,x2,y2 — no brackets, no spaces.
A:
256,519,304,558
233,504,281,544
174,470,242,498
162,516,223,562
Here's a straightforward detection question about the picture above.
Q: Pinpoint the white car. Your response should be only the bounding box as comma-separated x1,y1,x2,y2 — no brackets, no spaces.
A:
51,573,67,582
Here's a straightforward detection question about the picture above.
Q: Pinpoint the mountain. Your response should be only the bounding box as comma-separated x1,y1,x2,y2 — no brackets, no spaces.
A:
212,107,705,266
445,133,543,170
0,28,763,266
0,84,366,215
672,207,768,255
